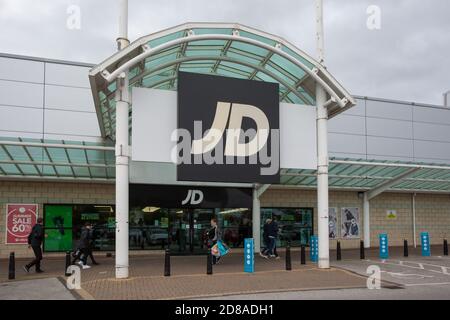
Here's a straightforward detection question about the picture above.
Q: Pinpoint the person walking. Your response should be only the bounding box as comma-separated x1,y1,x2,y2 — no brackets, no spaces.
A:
23,217,45,273
206,218,221,265
270,216,280,259
268,217,280,259
74,223,93,269
259,218,272,258
85,224,99,265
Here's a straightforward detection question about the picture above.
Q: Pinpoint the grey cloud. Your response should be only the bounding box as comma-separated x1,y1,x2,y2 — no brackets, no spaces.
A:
0,0,449,105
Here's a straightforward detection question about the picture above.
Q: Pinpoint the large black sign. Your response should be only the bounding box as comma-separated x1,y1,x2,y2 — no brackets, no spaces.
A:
177,72,280,184
129,184,253,209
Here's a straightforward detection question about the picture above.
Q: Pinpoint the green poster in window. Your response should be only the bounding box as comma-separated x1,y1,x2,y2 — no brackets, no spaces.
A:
44,229,73,252
45,205,73,228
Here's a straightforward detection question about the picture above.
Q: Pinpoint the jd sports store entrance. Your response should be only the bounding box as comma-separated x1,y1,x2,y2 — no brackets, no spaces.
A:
129,184,253,255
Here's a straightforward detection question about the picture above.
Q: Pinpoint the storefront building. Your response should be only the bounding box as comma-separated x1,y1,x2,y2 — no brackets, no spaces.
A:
0,23,449,261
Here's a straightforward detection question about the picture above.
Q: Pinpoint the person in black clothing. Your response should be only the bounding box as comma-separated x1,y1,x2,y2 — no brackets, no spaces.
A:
259,218,272,258
268,217,280,259
23,217,44,273
206,218,221,265
73,223,96,269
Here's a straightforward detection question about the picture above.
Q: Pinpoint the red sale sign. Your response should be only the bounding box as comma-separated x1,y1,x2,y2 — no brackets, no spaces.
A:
6,204,38,244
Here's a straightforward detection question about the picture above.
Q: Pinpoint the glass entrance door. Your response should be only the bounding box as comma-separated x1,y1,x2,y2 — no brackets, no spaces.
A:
169,208,214,255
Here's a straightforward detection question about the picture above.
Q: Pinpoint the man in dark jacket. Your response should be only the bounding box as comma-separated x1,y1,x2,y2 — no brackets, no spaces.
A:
73,223,93,269
259,218,272,258
268,217,280,259
23,217,44,273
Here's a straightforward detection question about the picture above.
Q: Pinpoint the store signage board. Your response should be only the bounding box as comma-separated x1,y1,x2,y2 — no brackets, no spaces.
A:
6,204,38,245
244,238,254,273
379,233,389,259
132,80,317,184
421,232,431,256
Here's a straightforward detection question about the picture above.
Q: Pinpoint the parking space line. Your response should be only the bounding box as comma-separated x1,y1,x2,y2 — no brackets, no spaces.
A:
380,260,450,276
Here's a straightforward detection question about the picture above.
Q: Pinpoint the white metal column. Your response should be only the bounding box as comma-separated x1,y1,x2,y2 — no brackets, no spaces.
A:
363,193,370,248
315,0,329,269
115,0,130,279
252,187,261,254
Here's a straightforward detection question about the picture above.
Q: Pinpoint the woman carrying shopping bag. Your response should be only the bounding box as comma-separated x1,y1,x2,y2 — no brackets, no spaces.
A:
206,218,229,264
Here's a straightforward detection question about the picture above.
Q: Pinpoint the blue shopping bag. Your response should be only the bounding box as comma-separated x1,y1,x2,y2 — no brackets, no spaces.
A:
217,240,229,257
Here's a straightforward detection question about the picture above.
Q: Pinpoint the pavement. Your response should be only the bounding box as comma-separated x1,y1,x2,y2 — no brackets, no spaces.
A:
0,246,448,300
0,277,76,300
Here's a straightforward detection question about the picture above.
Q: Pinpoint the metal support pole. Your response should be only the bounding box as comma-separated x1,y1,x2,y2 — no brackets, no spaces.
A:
164,248,171,276
285,241,292,271
300,245,306,264
65,251,71,276
315,0,329,269
412,193,417,248
336,241,341,261
363,193,370,248
252,187,261,254
115,0,130,279
8,252,15,280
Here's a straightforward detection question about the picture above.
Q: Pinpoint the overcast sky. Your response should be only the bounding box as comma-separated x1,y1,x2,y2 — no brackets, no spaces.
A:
1,0,449,105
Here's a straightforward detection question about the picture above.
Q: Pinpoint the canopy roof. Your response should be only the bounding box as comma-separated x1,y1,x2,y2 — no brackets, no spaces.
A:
89,22,355,140
1,137,450,193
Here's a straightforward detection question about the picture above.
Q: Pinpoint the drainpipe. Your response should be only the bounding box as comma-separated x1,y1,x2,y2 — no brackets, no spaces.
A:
115,0,130,279
363,193,370,248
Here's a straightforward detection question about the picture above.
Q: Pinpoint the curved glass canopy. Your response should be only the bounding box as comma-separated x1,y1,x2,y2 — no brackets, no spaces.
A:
89,23,355,139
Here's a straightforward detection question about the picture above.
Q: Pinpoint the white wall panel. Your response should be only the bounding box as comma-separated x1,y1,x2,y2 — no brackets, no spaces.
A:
0,57,44,83
0,80,43,108
45,85,94,112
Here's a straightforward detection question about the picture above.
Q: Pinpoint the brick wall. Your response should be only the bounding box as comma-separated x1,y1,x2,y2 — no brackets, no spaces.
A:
0,180,114,258
262,188,450,249
1,180,448,258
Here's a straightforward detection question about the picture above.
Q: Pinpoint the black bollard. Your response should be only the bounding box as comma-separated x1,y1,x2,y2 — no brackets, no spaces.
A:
285,242,292,271
300,245,306,265
360,240,365,260
164,248,171,277
206,246,213,275
444,239,448,256
65,251,71,276
8,252,15,280
337,241,342,261
403,239,409,257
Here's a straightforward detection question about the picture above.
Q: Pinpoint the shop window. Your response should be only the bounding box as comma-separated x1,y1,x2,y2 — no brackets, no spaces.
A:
261,208,313,247
43,205,73,252
129,207,169,250
215,208,251,248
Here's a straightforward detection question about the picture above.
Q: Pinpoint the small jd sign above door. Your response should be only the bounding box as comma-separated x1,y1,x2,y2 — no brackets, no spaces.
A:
177,72,280,183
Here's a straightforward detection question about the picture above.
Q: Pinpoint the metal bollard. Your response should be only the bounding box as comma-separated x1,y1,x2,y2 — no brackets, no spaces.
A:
164,248,171,277
285,241,292,271
206,246,213,275
444,239,448,256
337,241,342,261
65,251,72,276
8,252,15,280
300,245,306,265
360,240,365,260
403,239,409,257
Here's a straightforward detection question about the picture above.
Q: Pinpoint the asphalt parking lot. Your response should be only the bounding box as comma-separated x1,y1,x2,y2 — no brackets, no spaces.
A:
333,255,450,288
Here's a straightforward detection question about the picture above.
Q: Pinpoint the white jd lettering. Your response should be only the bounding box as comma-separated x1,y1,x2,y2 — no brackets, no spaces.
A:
181,189,204,205
191,102,270,157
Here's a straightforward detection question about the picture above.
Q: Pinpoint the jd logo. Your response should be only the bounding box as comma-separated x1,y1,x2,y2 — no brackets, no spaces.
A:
177,72,280,184
182,189,204,205
191,102,269,157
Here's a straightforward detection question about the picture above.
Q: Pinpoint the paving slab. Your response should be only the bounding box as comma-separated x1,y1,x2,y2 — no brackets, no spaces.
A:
0,277,76,300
